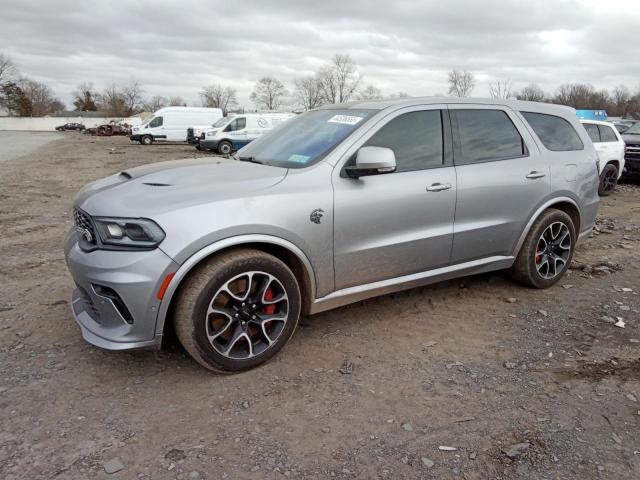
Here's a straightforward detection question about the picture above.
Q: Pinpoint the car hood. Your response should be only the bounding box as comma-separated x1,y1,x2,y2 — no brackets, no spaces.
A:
623,133,640,145
75,157,288,217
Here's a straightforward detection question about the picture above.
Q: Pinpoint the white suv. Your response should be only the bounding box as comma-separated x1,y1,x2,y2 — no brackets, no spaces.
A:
581,120,626,196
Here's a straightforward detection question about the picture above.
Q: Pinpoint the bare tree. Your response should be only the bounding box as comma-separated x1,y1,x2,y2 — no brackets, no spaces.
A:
100,83,128,116
612,85,631,116
168,96,186,106
293,75,324,111
142,95,167,112
72,82,99,111
250,77,287,110
389,91,410,98
0,54,17,85
447,69,475,97
318,54,361,104
1,82,32,116
357,85,383,101
121,80,144,116
516,83,546,102
488,79,513,100
20,78,64,115
200,84,237,115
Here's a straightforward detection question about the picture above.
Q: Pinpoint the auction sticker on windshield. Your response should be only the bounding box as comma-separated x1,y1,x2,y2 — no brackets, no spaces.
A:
327,115,364,126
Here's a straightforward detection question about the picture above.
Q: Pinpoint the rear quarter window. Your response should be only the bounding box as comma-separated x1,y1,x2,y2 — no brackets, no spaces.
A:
521,112,583,151
583,123,600,143
598,125,618,142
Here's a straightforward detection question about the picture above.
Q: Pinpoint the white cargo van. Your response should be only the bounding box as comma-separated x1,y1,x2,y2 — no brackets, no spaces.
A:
198,113,295,154
130,107,223,145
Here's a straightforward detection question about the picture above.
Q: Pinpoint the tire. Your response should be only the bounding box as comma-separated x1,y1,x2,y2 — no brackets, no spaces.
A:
174,248,301,372
598,163,618,196
217,140,232,155
510,208,576,289
195,145,202,151
141,135,153,145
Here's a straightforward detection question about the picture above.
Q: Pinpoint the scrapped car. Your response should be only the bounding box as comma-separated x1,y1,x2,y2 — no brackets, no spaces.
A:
95,124,130,136
581,120,626,195
55,122,85,131
65,98,599,372
622,121,640,179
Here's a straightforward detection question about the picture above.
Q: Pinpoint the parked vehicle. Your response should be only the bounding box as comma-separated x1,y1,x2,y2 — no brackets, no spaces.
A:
612,122,630,134
55,122,85,131
196,113,296,154
65,98,599,372
622,121,640,178
580,120,626,195
130,107,223,145
95,123,131,136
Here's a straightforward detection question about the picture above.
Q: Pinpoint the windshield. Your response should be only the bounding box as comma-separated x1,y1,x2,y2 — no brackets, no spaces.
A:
625,122,640,134
237,109,376,168
213,117,229,128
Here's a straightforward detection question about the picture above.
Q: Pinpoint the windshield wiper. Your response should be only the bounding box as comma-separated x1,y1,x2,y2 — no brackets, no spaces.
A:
237,155,264,165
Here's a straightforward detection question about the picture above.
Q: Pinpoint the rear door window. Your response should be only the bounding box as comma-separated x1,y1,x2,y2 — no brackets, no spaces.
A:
521,112,583,151
363,110,444,172
583,123,600,143
453,109,526,165
598,125,618,142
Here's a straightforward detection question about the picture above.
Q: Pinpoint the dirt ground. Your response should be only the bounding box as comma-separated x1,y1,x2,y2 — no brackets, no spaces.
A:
1,132,639,480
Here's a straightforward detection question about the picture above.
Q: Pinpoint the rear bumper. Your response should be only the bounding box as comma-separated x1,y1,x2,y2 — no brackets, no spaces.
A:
64,229,179,350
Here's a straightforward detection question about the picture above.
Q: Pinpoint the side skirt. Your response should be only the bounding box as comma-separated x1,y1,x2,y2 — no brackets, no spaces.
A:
309,255,515,314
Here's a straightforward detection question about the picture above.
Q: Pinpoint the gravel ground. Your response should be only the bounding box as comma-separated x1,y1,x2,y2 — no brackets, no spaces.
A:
0,131,62,162
0,133,639,480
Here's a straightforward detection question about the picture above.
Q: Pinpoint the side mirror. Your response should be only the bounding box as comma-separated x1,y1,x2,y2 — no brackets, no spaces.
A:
345,146,397,179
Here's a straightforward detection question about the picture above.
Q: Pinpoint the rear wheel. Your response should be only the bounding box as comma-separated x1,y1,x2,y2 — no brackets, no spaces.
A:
174,249,301,372
510,209,575,288
217,140,232,155
598,163,618,196
141,135,153,145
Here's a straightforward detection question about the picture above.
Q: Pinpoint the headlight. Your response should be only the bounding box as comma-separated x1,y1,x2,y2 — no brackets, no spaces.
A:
206,131,215,137
93,217,165,248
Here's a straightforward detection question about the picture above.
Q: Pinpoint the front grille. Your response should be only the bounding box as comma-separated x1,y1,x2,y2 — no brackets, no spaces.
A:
625,146,640,160
73,207,96,244
199,132,205,140
187,127,194,140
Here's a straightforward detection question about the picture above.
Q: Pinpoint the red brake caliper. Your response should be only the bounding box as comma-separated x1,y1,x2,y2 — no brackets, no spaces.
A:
263,288,275,330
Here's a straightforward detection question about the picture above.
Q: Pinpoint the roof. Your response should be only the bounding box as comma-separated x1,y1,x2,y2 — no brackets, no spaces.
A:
319,96,576,116
579,119,616,126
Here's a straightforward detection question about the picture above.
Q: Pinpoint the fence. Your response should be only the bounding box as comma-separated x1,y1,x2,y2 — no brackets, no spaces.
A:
0,116,143,131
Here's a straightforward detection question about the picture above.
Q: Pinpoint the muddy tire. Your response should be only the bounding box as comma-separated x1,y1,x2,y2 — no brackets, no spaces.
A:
598,163,618,196
174,249,301,373
510,209,576,289
217,140,232,155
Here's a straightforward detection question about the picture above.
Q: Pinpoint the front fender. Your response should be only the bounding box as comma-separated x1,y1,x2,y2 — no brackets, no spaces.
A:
154,234,317,336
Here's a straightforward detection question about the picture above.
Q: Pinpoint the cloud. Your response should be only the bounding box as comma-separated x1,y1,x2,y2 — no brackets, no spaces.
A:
1,0,638,108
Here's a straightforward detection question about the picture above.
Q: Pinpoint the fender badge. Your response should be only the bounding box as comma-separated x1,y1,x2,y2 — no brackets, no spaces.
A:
310,209,324,224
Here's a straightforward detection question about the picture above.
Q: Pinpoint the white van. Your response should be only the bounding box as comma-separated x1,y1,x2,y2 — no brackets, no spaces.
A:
130,107,223,145
198,113,295,154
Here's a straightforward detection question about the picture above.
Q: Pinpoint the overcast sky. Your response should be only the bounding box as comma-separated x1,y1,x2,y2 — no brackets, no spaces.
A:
2,0,639,109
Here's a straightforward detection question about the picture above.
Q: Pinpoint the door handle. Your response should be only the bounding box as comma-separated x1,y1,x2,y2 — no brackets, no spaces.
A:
526,171,546,179
426,182,452,192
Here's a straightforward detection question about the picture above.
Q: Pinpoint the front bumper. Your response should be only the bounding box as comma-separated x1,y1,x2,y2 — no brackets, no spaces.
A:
129,134,141,141
64,229,179,350
199,139,220,151
623,148,640,176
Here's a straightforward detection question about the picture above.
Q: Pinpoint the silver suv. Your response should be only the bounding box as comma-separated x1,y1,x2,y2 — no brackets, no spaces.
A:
65,98,600,372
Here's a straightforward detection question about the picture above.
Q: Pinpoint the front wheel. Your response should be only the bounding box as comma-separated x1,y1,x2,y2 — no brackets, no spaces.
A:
141,135,153,145
217,140,232,155
598,163,618,196
174,249,301,372
510,209,575,288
